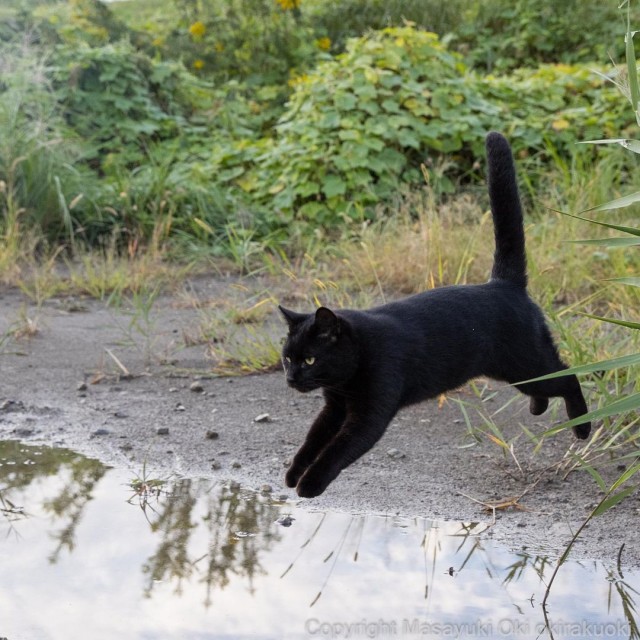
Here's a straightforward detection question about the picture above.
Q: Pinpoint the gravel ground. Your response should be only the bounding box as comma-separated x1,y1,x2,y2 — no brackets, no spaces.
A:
1,277,638,567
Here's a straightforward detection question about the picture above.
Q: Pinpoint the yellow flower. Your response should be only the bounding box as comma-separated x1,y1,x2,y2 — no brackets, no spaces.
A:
288,71,309,88
193,59,205,70
189,21,206,38
214,42,225,53
316,37,331,51
551,118,570,131
276,0,301,10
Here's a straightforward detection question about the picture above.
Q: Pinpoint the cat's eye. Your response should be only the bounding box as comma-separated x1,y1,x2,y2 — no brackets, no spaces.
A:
304,356,316,366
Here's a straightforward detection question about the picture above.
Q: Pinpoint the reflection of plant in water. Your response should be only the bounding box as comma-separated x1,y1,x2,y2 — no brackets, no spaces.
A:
606,545,640,640
127,463,172,525
139,481,281,606
142,478,198,597
0,441,106,561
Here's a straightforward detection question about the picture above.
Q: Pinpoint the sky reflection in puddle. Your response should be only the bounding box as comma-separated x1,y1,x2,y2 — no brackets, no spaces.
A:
0,440,638,640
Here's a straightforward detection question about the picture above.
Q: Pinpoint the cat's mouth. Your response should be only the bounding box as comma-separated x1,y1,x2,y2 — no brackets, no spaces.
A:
287,379,318,393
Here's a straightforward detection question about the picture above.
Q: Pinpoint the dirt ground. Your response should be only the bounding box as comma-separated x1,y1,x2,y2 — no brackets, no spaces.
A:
1,275,639,567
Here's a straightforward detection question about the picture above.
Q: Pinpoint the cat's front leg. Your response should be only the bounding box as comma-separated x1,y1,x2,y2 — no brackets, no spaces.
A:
296,410,394,498
285,394,346,488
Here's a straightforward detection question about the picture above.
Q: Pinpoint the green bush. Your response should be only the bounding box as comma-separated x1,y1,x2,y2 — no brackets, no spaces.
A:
51,41,211,169
0,41,100,243
452,0,627,72
209,27,634,236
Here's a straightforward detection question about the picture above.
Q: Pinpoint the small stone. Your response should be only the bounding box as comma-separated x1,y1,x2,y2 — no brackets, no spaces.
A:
231,460,242,469
211,460,221,470
77,382,87,391
276,515,295,527
175,403,186,412
260,484,273,493
91,428,110,437
0,399,23,412
120,443,133,452
169,387,179,393
156,427,170,436
113,411,128,419
254,413,271,423
205,430,219,440
229,480,241,491
14,428,34,437
387,448,406,460
190,381,204,393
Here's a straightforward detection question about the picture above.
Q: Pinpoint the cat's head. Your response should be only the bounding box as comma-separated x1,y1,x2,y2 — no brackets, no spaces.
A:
278,305,359,393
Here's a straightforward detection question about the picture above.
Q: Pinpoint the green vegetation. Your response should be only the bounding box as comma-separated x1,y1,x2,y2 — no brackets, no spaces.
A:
0,1,638,419
0,0,637,258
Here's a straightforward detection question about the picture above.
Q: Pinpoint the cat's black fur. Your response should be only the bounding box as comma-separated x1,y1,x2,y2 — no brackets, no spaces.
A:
279,132,590,498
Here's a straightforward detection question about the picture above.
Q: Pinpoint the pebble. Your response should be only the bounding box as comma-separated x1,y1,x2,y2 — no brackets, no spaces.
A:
156,427,170,436
254,413,271,423
211,460,221,470
77,382,87,391
91,428,110,437
260,484,273,493
387,448,406,460
190,381,204,393
231,460,242,469
205,430,219,440
113,411,128,419
276,515,295,527
175,403,186,412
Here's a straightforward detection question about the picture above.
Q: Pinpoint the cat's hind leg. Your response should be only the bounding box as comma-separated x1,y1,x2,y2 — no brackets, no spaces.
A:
517,373,590,439
529,396,549,415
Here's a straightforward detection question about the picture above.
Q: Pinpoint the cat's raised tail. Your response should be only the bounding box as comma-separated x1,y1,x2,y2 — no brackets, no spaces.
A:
486,132,528,289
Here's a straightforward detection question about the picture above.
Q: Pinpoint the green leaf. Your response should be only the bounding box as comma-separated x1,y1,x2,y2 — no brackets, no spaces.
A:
520,351,640,383
626,15,640,122
572,454,607,491
567,237,640,248
577,312,640,331
541,392,640,437
592,485,637,517
580,138,640,154
611,460,640,491
556,211,640,237
322,175,347,198
605,276,640,288
585,190,640,213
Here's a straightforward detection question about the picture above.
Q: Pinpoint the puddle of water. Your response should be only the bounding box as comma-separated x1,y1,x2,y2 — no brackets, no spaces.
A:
0,440,639,640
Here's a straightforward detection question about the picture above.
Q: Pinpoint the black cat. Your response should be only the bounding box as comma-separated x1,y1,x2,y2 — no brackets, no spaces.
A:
278,132,590,498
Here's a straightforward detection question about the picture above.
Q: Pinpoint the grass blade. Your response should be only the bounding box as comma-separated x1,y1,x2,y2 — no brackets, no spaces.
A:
592,486,637,517
605,276,640,287
552,210,640,237
520,352,640,383
580,138,640,153
577,312,640,331
541,392,640,437
567,237,640,248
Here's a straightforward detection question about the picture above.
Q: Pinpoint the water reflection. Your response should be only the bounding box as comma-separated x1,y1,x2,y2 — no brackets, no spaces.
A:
0,440,639,640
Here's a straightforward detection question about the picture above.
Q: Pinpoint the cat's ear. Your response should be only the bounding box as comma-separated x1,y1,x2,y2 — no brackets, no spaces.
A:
278,305,307,329
314,307,340,340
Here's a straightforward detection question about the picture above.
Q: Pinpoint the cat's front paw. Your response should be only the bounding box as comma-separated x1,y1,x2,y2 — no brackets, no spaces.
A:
296,466,337,498
296,474,328,498
285,463,306,489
